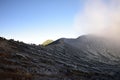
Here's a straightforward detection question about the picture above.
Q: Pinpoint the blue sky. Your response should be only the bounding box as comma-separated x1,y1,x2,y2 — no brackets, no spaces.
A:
0,0,85,44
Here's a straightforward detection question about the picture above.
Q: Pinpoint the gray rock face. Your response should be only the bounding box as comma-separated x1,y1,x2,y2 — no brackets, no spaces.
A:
0,35,120,80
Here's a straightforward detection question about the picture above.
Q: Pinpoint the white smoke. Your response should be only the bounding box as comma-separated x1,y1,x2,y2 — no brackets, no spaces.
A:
74,0,120,40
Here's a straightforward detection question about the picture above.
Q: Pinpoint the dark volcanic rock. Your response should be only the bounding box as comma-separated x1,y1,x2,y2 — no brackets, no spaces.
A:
0,35,120,80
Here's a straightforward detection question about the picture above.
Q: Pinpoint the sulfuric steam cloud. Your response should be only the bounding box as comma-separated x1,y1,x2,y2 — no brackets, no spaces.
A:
74,0,120,41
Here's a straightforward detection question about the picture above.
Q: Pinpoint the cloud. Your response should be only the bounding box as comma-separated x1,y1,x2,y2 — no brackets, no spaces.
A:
74,0,120,40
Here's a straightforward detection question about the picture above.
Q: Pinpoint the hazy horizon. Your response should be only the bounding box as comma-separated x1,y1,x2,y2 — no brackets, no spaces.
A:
0,0,120,44
0,0,84,44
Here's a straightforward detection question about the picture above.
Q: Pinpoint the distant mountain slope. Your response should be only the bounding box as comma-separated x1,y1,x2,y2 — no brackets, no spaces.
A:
46,35,120,77
48,35,120,64
42,39,53,46
0,35,120,80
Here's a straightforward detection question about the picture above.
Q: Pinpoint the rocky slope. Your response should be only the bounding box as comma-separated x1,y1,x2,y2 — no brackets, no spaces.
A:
0,35,120,80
